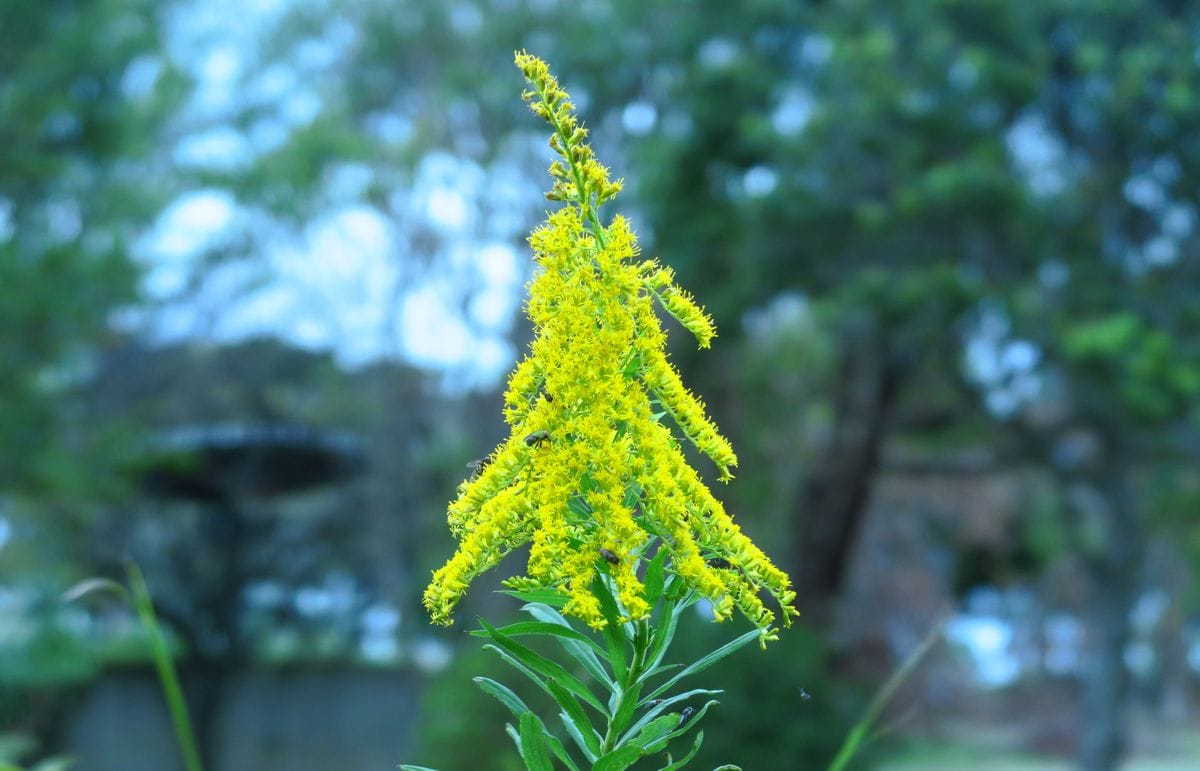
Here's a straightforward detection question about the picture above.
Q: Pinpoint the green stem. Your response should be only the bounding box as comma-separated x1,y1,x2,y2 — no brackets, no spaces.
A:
531,81,608,249
600,619,650,754
127,563,206,771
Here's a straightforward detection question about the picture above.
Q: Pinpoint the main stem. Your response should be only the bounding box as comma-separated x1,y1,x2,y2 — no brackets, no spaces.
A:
600,619,651,754
531,80,608,249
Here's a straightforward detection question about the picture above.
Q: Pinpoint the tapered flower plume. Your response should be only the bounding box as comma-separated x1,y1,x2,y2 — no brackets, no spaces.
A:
424,52,797,642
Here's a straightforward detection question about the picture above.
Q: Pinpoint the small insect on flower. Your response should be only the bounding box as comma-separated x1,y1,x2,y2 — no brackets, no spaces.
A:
599,547,620,565
465,457,490,480
524,430,551,446
679,706,695,726
706,557,733,570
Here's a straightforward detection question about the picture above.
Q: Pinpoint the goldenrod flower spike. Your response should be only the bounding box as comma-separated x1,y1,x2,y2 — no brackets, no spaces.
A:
423,53,796,641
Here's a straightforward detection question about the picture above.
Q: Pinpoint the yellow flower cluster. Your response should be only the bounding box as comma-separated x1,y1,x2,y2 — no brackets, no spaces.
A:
423,53,797,642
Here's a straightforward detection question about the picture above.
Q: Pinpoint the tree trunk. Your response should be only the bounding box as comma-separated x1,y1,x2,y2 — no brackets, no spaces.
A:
790,325,904,620
1076,456,1141,771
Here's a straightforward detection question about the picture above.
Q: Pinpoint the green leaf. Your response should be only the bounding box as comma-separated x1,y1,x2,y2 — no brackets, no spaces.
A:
609,680,643,739
641,701,720,754
519,712,555,771
642,548,667,604
646,630,758,701
500,588,569,608
547,679,602,758
592,745,644,771
644,596,682,674
474,676,531,718
481,620,609,716
471,621,604,655
484,643,550,695
521,603,614,688
567,495,592,518
622,351,642,379
621,480,644,509
559,708,600,763
476,681,581,771
656,731,704,770
592,579,629,683
544,733,581,771
627,714,679,749
625,689,721,743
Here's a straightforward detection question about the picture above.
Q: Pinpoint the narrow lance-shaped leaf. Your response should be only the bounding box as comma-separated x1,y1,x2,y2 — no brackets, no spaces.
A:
622,689,721,745
481,619,609,716
656,730,705,771
547,678,603,759
522,603,615,688
592,744,645,771
645,630,759,702
518,712,556,771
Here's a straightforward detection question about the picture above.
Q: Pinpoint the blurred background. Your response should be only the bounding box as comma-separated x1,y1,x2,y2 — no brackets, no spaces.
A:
2,1,1200,769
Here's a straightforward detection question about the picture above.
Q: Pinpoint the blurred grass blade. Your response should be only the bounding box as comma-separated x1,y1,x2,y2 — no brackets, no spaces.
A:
825,617,946,771
61,578,128,604
126,563,205,771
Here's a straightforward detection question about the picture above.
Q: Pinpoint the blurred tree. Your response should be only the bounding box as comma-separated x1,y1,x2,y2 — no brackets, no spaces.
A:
619,3,1200,769
0,0,183,502
117,0,1200,768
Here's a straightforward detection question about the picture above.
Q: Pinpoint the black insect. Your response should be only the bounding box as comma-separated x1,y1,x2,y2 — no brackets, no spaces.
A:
465,457,490,480
679,706,695,726
543,391,554,403
599,548,620,565
524,430,551,446
706,557,733,570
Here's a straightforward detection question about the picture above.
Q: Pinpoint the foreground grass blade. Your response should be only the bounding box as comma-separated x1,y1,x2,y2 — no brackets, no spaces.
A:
127,564,206,771
825,617,946,771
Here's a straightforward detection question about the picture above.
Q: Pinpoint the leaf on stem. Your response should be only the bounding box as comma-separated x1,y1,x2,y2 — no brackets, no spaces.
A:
655,730,704,770
519,712,555,771
592,744,644,771
639,700,720,755
642,548,668,605
625,689,721,743
500,588,569,608
521,603,615,688
481,620,609,716
547,679,603,758
645,630,758,702
473,676,531,718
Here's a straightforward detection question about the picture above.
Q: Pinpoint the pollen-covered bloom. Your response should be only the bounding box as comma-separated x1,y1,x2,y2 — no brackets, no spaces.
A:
424,52,797,642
